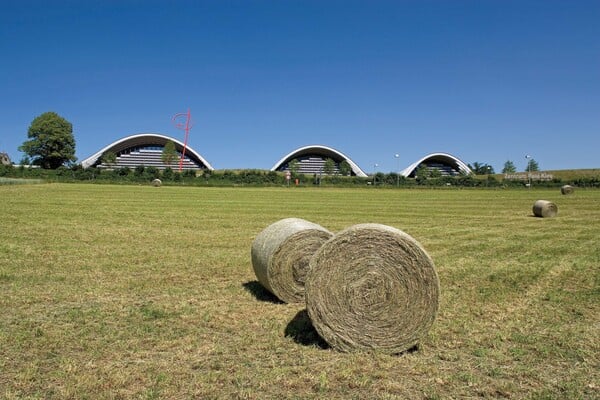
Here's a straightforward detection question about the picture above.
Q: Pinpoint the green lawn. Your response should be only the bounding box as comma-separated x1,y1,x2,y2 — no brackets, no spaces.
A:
1,184,598,399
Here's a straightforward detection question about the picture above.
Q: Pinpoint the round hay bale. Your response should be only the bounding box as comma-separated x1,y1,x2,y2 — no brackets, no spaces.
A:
305,223,439,353
561,185,574,195
152,178,162,187
533,200,558,218
251,218,333,303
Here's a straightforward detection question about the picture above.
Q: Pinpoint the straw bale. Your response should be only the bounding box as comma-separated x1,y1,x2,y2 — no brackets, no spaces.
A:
251,218,333,303
533,200,558,218
561,185,574,195
305,223,439,353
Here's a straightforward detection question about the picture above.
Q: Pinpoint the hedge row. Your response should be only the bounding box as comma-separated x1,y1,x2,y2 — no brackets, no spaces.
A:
1,164,598,188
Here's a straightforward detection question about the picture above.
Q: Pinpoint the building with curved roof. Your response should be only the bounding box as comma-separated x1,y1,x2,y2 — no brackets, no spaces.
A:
1,152,11,166
400,152,471,177
80,133,214,171
270,145,368,177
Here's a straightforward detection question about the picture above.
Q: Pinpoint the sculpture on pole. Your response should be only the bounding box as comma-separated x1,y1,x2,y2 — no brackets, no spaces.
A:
172,109,193,172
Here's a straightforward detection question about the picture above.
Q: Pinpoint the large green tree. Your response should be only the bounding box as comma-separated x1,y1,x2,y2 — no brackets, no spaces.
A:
19,112,76,169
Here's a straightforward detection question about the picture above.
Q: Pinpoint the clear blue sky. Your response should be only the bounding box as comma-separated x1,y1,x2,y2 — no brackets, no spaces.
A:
1,0,598,173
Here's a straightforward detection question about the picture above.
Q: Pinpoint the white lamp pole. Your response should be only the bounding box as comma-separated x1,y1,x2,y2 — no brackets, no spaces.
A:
395,154,400,187
525,155,532,188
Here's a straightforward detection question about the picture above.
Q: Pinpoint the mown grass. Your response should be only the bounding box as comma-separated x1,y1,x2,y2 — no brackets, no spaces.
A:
1,184,598,399
0,177,44,185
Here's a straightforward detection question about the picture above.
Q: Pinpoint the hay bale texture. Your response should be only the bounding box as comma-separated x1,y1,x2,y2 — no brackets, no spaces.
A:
533,200,558,218
251,218,333,303
561,185,574,195
305,223,440,353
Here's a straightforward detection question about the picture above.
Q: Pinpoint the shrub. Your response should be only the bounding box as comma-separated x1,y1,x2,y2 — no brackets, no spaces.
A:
145,166,159,179
162,167,173,180
115,167,131,177
183,169,197,178
0,164,14,176
134,165,145,177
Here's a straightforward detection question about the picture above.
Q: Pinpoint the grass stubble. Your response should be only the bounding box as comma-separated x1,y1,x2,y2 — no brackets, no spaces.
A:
0,184,598,399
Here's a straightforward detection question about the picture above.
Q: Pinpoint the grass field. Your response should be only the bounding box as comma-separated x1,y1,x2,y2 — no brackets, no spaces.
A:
1,184,598,399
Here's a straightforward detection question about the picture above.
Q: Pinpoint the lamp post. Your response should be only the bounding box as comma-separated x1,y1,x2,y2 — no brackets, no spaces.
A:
374,163,378,186
395,154,400,187
525,155,531,188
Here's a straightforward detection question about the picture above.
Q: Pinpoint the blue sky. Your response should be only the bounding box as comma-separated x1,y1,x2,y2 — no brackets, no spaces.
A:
1,0,598,173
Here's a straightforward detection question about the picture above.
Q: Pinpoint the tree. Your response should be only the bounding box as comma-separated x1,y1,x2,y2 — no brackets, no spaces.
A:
527,158,540,172
19,112,76,169
429,168,442,178
19,155,30,166
288,159,299,176
502,160,516,174
161,141,178,166
339,160,351,176
101,151,117,167
415,164,429,182
468,162,494,175
323,158,336,175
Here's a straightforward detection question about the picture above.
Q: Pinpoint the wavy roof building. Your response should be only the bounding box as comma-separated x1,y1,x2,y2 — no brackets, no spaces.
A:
1,152,11,166
80,133,214,171
270,145,368,177
80,135,471,178
400,152,471,177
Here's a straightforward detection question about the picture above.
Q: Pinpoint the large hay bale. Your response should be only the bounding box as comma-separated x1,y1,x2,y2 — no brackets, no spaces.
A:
561,185,574,195
533,200,558,218
305,223,439,353
251,218,333,303
152,178,162,187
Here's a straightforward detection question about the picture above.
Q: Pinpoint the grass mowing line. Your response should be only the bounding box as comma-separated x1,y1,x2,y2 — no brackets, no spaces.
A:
0,184,598,399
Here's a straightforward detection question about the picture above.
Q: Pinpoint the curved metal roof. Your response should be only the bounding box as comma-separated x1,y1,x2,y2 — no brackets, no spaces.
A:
400,152,471,177
270,144,368,177
80,133,214,170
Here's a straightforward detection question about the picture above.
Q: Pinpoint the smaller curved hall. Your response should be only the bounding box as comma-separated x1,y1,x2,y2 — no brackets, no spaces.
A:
271,145,368,177
80,133,214,171
400,152,471,177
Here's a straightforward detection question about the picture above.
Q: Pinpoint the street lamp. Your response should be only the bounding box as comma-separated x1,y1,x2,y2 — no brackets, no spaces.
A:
525,155,531,188
374,163,378,185
395,154,400,187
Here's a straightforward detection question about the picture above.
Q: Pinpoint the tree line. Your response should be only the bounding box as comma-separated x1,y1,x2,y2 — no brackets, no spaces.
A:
8,111,585,189
2,162,594,188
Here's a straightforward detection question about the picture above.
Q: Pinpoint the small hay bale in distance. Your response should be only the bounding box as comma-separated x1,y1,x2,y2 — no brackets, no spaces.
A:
152,178,162,187
251,218,333,303
533,200,558,218
561,185,574,195
305,223,440,354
